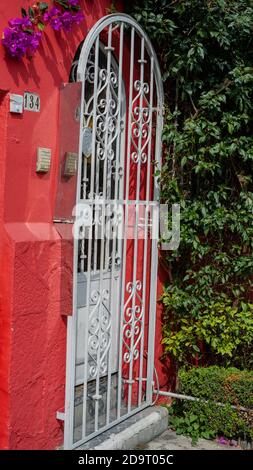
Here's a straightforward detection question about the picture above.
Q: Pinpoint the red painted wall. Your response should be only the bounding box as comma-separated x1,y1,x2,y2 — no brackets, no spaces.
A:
0,0,169,450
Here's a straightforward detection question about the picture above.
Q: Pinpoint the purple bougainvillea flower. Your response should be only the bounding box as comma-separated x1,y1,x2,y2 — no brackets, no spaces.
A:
68,0,79,6
43,7,62,30
60,10,84,31
73,11,84,24
29,31,42,53
43,13,49,22
50,7,61,16
8,18,23,27
43,7,61,23
2,27,26,59
60,11,74,32
9,16,32,29
2,2,83,60
50,17,62,31
2,25,41,60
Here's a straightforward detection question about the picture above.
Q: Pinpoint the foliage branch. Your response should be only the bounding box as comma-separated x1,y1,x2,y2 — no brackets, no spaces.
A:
129,0,253,368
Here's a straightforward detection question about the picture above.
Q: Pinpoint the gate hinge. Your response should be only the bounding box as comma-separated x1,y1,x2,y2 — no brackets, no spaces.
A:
56,409,65,421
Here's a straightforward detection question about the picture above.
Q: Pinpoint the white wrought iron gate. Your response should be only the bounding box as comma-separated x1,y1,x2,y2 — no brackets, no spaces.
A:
64,13,164,449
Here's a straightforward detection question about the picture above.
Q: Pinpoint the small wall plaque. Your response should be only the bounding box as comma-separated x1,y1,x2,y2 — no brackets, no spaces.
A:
64,152,78,177
36,147,52,173
10,94,23,114
82,127,92,157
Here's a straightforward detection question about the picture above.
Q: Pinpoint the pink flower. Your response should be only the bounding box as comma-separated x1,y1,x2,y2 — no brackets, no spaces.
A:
218,436,229,445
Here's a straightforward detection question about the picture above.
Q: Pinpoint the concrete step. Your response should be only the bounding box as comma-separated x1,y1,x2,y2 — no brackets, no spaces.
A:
78,406,168,450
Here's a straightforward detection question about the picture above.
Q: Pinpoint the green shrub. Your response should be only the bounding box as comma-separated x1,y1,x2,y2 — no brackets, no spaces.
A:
129,1,253,443
179,366,253,407
169,367,253,443
161,299,253,367
129,0,253,369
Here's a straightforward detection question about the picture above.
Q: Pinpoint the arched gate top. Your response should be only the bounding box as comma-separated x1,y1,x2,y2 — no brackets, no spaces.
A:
77,13,164,108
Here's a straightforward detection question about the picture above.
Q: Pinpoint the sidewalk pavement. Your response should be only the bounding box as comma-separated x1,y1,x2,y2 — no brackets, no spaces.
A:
136,429,240,451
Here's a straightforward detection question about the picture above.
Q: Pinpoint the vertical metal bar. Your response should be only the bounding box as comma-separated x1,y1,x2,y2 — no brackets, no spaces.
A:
63,315,75,449
83,152,88,198
94,24,113,432
138,55,154,405
64,81,87,449
106,22,124,426
127,36,145,413
94,140,100,272
81,35,100,439
80,156,88,273
146,101,163,404
104,157,111,272
117,26,135,419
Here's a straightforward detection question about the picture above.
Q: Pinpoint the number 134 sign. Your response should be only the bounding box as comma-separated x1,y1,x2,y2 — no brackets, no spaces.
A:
24,92,40,112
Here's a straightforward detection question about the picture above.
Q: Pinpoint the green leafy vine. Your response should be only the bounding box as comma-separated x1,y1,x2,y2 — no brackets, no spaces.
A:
129,0,253,369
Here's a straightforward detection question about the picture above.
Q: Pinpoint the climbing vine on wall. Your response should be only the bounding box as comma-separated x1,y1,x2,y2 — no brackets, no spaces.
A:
129,0,253,369
2,1,84,60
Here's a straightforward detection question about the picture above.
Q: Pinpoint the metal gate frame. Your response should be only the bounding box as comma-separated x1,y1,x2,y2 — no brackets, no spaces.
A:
64,13,164,450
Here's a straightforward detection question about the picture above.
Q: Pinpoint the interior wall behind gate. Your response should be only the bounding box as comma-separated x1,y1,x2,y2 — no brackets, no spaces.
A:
0,0,169,450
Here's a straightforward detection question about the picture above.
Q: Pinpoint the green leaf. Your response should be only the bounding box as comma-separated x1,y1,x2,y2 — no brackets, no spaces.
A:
37,22,45,31
29,7,35,19
39,2,49,12
130,0,253,370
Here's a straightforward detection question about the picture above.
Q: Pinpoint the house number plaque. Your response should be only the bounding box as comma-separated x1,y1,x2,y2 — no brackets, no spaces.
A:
24,92,40,112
